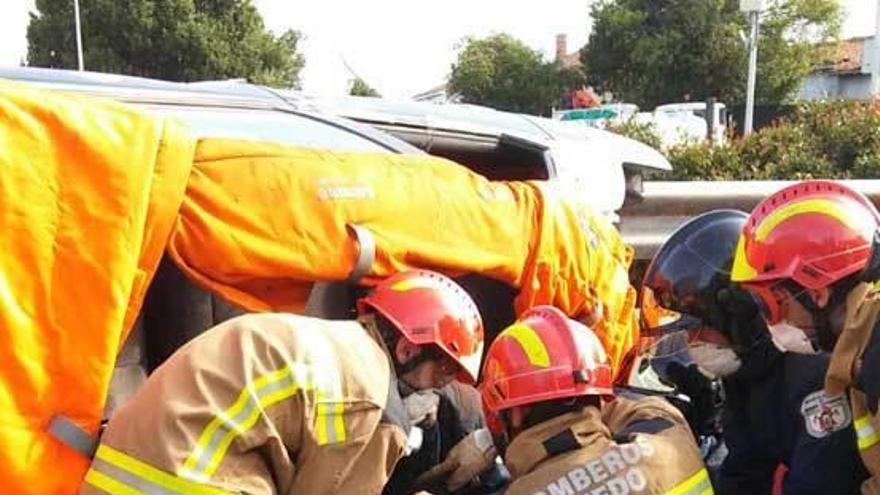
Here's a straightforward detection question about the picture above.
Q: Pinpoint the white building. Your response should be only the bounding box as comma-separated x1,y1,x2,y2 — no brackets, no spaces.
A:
797,36,876,100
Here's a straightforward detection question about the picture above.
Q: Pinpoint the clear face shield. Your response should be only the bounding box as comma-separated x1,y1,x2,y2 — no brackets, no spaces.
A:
634,286,696,390
639,286,742,380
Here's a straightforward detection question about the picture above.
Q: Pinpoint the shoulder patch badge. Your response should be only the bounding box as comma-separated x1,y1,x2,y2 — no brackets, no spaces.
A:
800,390,852,439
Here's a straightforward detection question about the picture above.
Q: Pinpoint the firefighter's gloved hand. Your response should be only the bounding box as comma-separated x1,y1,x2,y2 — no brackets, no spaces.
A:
664,361,721,438
404,390,441,426
414,427,496,491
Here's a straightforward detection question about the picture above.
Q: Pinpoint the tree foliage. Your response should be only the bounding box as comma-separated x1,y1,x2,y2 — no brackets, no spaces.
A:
27,0,305,88
582,0,840,107
448,34,584,115
349,77,380,97
611,101,880,180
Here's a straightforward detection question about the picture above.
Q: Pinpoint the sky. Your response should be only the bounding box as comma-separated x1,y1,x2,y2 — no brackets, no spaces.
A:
1,0,876,99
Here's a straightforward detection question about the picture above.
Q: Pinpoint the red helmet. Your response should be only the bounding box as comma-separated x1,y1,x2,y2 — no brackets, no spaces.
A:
479,305,613,435
732,181,879,286
358,270,484,384
731,181,880,325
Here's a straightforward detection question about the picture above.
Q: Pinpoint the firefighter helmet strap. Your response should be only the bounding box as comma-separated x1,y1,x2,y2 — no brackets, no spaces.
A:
861,230,880,284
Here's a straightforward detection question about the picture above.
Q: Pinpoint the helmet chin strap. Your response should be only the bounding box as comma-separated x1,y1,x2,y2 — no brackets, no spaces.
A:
861,230,880,283
785,279,854,353
394,345,442,396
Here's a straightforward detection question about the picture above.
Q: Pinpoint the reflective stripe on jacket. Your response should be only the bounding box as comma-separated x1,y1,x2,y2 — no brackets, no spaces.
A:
502,397,710,495
81,313,408,495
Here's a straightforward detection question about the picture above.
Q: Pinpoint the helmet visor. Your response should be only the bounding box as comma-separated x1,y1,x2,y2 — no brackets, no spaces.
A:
640,285,704,337
639,321,744,361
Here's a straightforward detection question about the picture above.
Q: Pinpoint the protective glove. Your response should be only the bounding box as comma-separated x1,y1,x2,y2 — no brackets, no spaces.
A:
403,389,441,426
664,362,722,438
414,427,497,491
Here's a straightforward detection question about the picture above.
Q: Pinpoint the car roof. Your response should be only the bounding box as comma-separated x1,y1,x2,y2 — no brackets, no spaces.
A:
0,67,423,154
293,92,670,172
285,93,556,143
141,78,671,173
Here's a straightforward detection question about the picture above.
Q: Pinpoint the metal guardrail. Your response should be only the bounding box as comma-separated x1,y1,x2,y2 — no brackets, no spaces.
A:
620,180,880,260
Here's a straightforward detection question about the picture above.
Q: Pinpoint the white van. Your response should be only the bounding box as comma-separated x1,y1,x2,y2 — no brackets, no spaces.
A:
653,101,728,147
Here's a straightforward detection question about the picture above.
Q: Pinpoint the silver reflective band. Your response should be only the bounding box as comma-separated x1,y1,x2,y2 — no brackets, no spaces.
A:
47,414,98,458
404,426,424,456
89,458,178,495
347,224,375,283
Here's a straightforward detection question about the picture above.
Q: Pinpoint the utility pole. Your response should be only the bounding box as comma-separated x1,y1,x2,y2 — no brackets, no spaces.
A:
872,0,880,95
739,0,764,136
73,0,84,71
744,10,759,135
740,0,763,135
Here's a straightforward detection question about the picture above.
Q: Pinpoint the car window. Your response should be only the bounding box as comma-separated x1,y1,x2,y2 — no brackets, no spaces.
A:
148,107,390,152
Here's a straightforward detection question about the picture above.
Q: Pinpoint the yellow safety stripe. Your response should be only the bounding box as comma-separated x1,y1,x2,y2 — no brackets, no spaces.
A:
856,414,880,451
730,236,758,282
665,468,713,495
391,277,444,292
90,444,234,495
504,323,550,368
181,361,346,483
755,198,870,242
316,400,347,445
180,365,302,481
84,469,144,495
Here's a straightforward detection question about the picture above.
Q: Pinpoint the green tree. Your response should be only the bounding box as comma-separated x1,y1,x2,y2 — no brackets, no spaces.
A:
581,0,840,107
349,77,380,97
448,34,583,115
27,0,305,88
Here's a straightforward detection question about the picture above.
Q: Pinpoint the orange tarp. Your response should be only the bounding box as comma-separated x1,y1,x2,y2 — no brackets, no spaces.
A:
0,84,636,493
0,82,195,493
168,139,638,372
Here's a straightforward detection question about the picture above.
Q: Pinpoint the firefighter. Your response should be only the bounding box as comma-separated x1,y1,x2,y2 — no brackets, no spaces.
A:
80,269,484,495
640,209,868,494
730,180,880,492
477,305,710,495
